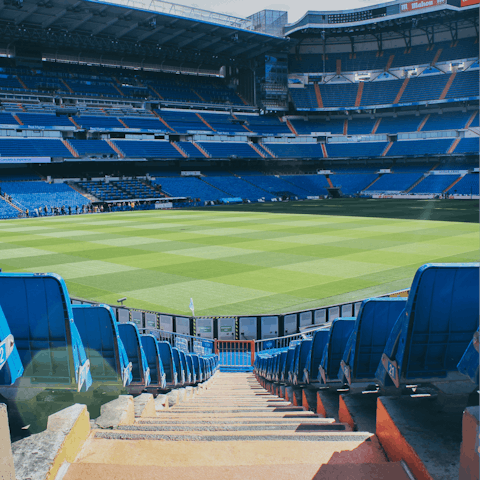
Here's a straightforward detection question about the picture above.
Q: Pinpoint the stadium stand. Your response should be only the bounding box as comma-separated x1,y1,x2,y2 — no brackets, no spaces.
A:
365,173,422,193
409,174,459,194
0,181,89,212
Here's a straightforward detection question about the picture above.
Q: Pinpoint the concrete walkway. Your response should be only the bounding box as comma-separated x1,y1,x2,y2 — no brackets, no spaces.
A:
64,373,411,479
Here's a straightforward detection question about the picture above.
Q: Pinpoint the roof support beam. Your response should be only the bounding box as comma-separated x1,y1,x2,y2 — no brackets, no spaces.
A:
15,5,38,25
91,17,119,36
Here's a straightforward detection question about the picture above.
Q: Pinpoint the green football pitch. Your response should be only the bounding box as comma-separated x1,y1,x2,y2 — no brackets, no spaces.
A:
0,199,477,316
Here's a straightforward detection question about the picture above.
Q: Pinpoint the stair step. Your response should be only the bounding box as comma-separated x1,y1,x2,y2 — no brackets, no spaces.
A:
64,462,411,480
119,423,348,432
95,431,370,441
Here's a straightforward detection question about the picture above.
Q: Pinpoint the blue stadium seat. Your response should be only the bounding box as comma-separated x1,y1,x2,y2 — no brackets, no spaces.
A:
376,263,480,391
117,322,151,388
293,339,313,385
303,327,330,385
457,329,479,385
190,353,202,383
0,305,24,386
141,335,166,389
277,351,288,382
0,273,92,391
282,346,296,383
338,298,407,387
72,304,132,387
179,350,192,384
288,343,302,384
157,341,178,386
318,318,356,385
172,347,185,385
186,354,196,383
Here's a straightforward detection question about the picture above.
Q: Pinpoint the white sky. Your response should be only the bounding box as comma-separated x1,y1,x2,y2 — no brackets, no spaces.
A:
185,0,384,24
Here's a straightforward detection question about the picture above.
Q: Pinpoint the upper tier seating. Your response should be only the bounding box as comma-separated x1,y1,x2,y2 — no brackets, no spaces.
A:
177,142,204,157
72,304,132,387
338,298,407,386
0,181,89,211
120,116,168,131
0,138,73,158
199,113,248,135
387,139,453,156
0,305,24,386
0,273,92,391
198,142,261,158
75,116,124,129
117,322,151,388
454,138,479,154
318,82,358,108
157,341,178,387
266,143,324,158
290,118,344,135
445,70,479,99
400,74,450,103
240,115,292,135
422,111,472,131
113,140,183,158
319,318,356,385
68,140,117,157
326,142,387,158
289,86,319,110
17,113,74,128
140,335,167,389
157,111,212,133
376,263,479,391
288,38,478,73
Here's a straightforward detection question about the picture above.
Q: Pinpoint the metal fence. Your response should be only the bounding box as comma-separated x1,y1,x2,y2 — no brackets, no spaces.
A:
215,340,255,367
254,327,329,353
138,328,214,355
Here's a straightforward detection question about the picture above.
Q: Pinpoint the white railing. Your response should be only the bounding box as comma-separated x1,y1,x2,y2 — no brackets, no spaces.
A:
89,0,254,31
138,327,214,355
254,326,328,353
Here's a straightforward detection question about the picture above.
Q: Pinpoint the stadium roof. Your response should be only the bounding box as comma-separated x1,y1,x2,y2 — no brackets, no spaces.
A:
0,0,290,68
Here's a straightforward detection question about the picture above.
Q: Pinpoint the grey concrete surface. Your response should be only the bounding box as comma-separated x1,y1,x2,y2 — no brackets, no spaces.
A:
95,395,134,429
0,403,15,480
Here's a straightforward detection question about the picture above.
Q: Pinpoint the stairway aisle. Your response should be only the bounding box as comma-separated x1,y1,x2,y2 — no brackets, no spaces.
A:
64,373,411,479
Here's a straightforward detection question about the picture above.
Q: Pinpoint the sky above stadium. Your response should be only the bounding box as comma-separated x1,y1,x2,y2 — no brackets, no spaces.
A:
188,0,381,23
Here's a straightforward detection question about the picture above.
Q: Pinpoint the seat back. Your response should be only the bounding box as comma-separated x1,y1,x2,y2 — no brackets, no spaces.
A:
140,335,166,388
191,354,202,383
319,318,356,384
295,339,313,383
457,329,479,385
278,351,288,382
157,341,177,385
377,263,479,387
179,350,191,383
117,323,151,387
282,347,295,382
73,304,132,386
172,347,184,384
0,273,91,390
186,355,196,383
305,328,330,384
340,298,407,384
0,305,23,386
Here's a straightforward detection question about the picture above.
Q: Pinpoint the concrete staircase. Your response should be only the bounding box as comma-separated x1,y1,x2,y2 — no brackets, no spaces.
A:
61,373,411,480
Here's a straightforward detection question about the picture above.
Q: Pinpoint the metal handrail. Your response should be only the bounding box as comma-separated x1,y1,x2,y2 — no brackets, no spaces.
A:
138,327,214,354
254,325,329,353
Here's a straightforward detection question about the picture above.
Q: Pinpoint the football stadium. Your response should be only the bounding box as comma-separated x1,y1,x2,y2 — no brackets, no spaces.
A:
0,0,478,478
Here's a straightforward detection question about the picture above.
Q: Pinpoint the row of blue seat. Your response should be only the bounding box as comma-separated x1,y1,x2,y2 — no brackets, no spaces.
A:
0,273,218,396
255,263,479,394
